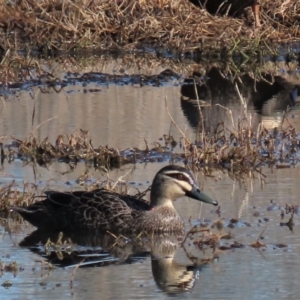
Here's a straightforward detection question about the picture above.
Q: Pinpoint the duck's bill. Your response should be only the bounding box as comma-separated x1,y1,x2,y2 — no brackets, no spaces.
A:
186,185,218,206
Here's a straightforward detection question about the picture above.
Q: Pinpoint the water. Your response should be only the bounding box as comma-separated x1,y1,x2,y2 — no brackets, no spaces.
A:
1,165,300,299
1,59,300,299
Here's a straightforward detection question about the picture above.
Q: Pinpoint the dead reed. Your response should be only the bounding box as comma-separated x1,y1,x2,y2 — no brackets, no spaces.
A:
0,181,38,213
0,0,299,54
1,130,126,169
0,114,299,177
184,117,300,172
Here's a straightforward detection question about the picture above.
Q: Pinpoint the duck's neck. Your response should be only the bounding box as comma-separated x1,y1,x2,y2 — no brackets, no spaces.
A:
150,178,177,209
135,201,184,233
150,196,175,210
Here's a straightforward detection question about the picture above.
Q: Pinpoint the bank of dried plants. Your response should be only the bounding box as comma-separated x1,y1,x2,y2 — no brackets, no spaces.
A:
0,0,299,54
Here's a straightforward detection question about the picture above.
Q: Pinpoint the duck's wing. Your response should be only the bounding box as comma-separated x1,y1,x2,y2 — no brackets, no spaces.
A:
92,189,151,211
13,191,88,230
14,189,151,231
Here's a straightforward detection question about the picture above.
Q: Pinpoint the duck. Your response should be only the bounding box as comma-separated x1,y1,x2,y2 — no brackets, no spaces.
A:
13,165,218,234
189,0,261,28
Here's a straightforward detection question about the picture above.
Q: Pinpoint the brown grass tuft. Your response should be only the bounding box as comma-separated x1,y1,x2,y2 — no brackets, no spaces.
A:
0,0,299,53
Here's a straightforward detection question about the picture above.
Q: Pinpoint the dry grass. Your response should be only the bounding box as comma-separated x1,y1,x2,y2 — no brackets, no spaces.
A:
1,129,126,169
0,113,298,180
0,0,299,54
173,113,300,177
0,53,57,88
0,260,19,277
0,181,38,213
0,0,299,88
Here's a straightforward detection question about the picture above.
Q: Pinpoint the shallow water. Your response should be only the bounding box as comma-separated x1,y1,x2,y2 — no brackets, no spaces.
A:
2,165,300,299
1,60,300,299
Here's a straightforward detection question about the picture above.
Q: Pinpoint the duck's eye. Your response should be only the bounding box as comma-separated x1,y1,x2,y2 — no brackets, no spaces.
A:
176,174,184,180
167,173,191,183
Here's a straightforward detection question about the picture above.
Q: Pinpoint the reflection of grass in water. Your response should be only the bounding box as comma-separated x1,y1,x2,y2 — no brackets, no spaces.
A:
0,51,298,92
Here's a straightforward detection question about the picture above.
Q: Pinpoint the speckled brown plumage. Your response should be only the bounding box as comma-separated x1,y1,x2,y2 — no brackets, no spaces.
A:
14,165,218,233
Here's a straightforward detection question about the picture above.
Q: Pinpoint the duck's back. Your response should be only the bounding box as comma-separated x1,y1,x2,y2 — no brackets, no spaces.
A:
14,189,151,232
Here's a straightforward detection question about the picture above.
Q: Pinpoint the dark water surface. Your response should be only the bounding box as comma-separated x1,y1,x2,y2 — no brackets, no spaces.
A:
1,61,300,299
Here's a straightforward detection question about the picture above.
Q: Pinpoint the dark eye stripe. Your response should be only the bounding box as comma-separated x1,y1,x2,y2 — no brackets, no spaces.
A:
167,173,192,184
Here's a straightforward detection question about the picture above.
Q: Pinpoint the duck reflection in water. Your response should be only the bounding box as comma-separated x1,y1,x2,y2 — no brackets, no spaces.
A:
181,67,299,133
20,230,218,295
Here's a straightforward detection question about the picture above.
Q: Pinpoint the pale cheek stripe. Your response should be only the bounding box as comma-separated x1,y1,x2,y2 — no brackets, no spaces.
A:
177,181,192,192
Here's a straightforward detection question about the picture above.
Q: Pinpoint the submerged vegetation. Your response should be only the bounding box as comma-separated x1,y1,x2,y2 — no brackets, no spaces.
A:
0,114,299,175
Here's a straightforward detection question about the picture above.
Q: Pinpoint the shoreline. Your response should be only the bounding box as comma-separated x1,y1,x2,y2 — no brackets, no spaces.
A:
1,0,299,53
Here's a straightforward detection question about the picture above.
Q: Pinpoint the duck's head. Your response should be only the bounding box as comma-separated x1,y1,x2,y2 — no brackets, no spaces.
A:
150,165,218,208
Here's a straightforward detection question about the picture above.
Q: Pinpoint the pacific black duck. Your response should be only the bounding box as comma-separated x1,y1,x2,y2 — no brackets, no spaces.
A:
13,165,218,233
